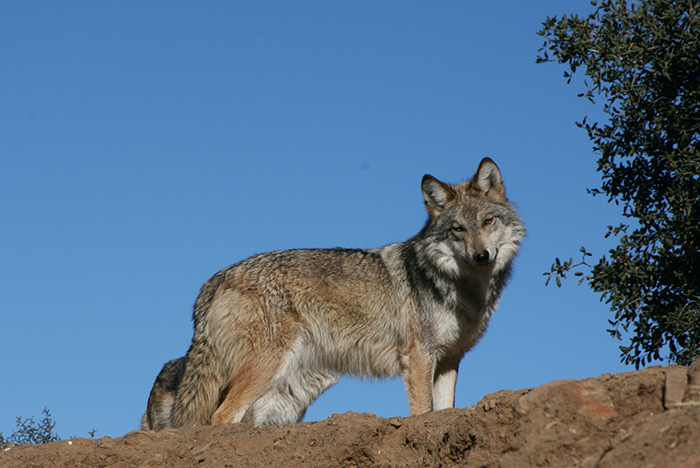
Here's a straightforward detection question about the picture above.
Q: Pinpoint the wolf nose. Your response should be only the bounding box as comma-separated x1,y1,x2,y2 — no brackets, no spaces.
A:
473,251,490,265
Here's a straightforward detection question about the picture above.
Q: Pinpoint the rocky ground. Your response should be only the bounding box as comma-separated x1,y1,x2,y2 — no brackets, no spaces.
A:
3,361,699,468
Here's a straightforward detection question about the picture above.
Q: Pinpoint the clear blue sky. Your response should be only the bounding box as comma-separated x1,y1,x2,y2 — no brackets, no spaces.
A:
2,1,636,439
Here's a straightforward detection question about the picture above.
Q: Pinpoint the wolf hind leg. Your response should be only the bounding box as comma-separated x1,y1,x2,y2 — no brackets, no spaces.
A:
243,369,340,427
209,342,292,425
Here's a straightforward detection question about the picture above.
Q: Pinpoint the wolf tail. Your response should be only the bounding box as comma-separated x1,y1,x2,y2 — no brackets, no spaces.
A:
170,271,229,428
141,357,185,431
171,334,225,427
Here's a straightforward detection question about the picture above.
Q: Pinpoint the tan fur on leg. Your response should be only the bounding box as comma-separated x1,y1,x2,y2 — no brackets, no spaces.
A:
405,340,434,415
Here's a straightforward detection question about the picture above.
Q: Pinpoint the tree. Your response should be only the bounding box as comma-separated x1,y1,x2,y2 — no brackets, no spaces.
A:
537,0,700,368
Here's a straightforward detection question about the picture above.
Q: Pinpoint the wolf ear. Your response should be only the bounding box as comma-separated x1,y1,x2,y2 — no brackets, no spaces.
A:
473,158,506,202
422,175,456,217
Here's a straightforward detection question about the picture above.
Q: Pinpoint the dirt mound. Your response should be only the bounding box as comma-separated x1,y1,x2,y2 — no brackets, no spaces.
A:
3,362,699,468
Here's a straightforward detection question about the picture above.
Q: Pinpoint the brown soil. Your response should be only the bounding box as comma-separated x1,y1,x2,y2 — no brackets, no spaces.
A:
3,362,699,468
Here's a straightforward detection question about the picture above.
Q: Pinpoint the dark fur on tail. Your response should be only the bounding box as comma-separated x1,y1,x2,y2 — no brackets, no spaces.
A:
141,357,186,431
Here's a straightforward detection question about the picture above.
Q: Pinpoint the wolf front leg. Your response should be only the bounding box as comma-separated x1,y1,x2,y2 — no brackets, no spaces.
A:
432,357,460,410
404,340,434,414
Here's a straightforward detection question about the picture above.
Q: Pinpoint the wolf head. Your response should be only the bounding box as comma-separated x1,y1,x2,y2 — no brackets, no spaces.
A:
419,158,524,279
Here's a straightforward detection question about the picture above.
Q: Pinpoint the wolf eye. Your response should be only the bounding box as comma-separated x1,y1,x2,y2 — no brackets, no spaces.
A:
451,225,464,233
483,217,494,226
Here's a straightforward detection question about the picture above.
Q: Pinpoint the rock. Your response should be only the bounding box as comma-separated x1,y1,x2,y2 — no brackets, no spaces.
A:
685,359,700,403
664,365,689,409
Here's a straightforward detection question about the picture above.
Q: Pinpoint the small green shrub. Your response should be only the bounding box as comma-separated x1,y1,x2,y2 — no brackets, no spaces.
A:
0,408,60,446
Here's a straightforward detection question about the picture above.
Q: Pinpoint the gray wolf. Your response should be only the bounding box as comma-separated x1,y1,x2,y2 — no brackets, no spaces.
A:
142,158,524,429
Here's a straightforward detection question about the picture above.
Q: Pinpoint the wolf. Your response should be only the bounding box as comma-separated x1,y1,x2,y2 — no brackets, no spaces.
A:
142,157,524,429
